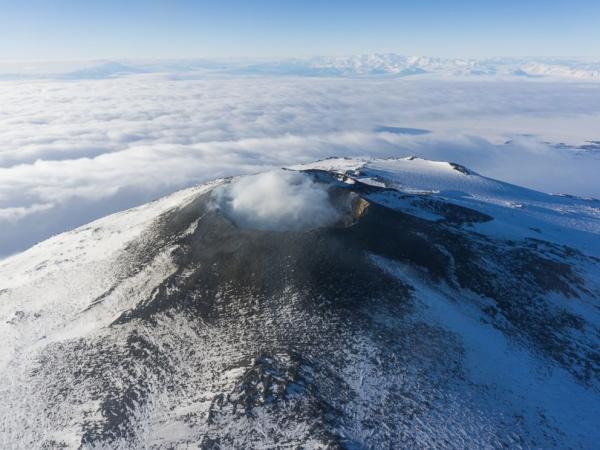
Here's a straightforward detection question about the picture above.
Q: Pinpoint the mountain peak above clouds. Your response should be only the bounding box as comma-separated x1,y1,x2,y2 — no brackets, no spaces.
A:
3,54,600,80
1,157,599,449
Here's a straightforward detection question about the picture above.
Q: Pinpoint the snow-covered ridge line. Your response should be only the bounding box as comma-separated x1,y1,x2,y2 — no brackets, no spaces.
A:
286,54,600,80
1,157,599,448
295,156,600,257
2,54,600,80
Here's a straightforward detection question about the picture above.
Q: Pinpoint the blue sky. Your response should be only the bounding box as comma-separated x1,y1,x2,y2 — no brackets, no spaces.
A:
1,0,599,59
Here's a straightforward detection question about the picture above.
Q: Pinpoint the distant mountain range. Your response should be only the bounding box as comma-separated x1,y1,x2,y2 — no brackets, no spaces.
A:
237,54,600,79
2,54,600,80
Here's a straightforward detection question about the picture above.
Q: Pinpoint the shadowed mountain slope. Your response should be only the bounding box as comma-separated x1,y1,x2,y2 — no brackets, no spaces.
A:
1,158,599,449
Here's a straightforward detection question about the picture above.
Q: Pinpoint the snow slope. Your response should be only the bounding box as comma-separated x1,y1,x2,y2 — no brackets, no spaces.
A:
1,158,599,449
300,157,600,256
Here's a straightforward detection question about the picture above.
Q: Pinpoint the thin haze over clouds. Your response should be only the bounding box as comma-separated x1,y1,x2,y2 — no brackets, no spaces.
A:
1,0,600,59
1,71,600,257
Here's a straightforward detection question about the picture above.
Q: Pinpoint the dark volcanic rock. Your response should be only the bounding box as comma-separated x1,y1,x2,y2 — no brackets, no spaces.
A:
1,160,599,449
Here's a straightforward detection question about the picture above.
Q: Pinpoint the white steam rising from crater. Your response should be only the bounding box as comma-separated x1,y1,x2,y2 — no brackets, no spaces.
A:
213,170,340,231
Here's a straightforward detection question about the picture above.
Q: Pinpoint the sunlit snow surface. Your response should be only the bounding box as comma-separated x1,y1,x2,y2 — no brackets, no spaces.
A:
1,158,599,449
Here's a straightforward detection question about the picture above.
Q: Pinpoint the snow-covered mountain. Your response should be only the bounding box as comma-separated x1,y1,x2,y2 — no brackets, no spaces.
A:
3,54,600,80
319,54,600,79
1,157,599,448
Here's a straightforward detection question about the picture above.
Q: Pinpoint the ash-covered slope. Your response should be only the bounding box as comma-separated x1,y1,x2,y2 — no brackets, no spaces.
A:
1,158,599,449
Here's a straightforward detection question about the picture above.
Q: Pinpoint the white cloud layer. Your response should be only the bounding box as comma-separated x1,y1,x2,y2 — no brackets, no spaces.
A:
1,72,600,256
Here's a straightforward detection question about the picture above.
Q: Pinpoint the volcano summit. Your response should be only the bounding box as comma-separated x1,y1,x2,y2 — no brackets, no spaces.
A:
1,157,599,449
